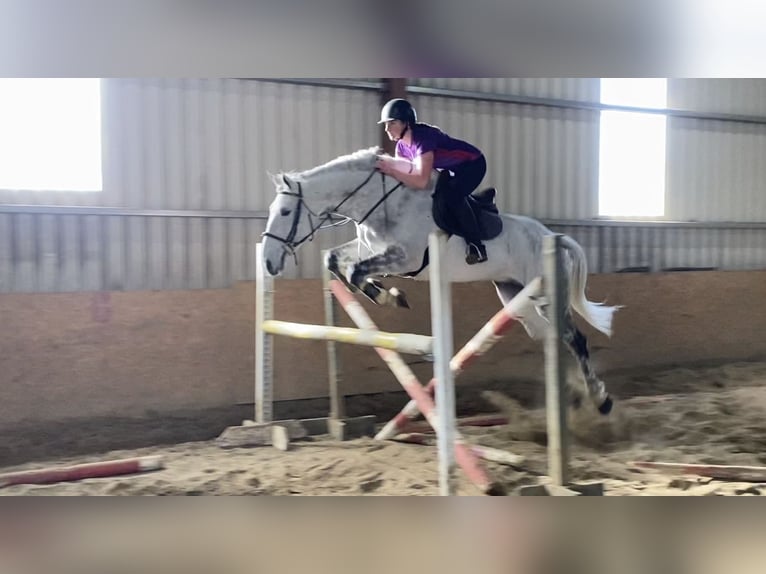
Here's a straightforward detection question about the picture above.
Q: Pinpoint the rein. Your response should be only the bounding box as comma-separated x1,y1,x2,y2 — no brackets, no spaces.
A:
262,169,402,263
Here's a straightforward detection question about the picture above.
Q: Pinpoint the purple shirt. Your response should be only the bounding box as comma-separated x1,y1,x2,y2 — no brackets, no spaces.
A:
395,123,482,169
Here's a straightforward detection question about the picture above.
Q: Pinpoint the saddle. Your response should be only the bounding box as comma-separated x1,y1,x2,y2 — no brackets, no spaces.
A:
431,171,503,241
400,171,504,277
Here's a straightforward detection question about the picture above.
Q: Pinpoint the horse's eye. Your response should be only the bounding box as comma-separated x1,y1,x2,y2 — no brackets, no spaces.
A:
280,208,292,217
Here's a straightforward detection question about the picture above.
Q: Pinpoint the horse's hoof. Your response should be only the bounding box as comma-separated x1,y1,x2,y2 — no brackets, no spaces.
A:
390,288,410,309
325,252,339,274
346,266,358,286
598,395,613,415
485,482,507,496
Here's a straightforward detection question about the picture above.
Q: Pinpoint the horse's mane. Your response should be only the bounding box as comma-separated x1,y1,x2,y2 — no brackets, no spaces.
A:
285,147,383,180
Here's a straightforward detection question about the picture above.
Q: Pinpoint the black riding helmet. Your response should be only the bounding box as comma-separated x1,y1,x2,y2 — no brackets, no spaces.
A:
378,98,417,126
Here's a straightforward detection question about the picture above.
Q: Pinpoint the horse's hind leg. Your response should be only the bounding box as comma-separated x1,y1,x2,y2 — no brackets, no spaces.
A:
561,314,613,415
495,281,613,413
495,281,586,409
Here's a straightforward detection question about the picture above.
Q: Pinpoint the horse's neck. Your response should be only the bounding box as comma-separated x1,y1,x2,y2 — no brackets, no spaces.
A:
305,170,387,222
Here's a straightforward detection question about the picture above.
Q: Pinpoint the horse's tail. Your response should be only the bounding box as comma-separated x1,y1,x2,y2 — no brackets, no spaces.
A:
559,235,621,337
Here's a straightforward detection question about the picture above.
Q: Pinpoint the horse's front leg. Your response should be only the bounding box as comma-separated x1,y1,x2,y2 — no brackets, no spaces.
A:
324,239,363,294
346,245,411,308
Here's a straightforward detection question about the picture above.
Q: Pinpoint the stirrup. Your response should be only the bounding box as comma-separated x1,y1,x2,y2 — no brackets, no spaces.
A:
465,242,488,265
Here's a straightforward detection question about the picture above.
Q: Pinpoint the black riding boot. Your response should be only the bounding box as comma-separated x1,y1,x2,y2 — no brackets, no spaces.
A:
465,240,488,264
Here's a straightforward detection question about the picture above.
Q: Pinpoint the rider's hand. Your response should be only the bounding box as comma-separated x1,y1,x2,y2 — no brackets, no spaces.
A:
375,158,395,175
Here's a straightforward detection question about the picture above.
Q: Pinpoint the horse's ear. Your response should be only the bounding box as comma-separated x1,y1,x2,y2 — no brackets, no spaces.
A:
268,172,293,190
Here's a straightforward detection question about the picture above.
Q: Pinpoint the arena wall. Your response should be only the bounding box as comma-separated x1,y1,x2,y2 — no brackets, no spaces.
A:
1,270,764,429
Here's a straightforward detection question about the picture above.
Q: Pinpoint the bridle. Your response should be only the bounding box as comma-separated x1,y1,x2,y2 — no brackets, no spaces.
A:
261,169,403,264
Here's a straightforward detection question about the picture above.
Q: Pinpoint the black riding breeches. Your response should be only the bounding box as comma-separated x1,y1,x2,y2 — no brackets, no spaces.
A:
436,154,487,243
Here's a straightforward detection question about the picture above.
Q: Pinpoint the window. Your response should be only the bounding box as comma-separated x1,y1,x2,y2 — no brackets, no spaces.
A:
598,78,667,217
0,78,103,192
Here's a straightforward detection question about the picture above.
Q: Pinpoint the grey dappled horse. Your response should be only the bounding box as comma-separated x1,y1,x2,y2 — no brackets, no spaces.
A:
261,147,620,414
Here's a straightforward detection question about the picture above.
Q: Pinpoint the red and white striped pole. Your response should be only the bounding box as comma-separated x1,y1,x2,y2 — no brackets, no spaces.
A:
375,277,542,441
329,279,504,495
0,456,164,488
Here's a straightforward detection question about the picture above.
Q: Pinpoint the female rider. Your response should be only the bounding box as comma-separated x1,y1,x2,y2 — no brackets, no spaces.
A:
374,98,488,264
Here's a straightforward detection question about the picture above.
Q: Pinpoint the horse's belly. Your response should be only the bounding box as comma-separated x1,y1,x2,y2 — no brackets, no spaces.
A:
410,237,520,284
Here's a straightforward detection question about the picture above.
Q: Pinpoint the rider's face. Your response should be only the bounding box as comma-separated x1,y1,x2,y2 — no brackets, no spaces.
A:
384,120,406,141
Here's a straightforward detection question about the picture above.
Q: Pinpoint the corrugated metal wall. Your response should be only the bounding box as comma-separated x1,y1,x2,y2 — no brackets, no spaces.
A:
666,117,766,222
409,78,766,273
668,79,766,116
410,78,599,101
410,78,766,223
640,80,766,269
546,223,766,273
0,79,380,292
408,78,600,219
0,78,764,292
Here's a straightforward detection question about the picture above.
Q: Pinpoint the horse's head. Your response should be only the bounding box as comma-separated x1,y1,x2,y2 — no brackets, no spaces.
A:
262,172,311,276
261,146,394,275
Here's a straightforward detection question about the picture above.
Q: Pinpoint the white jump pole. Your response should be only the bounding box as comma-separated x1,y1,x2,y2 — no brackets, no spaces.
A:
321,256,345,423
260,320,434,355
255,243,274,424
252,245,376,442
429,231,457,496
542,233,569,486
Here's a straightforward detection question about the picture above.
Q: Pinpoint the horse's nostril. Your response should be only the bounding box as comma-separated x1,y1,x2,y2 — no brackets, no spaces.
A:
266,260,274,275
